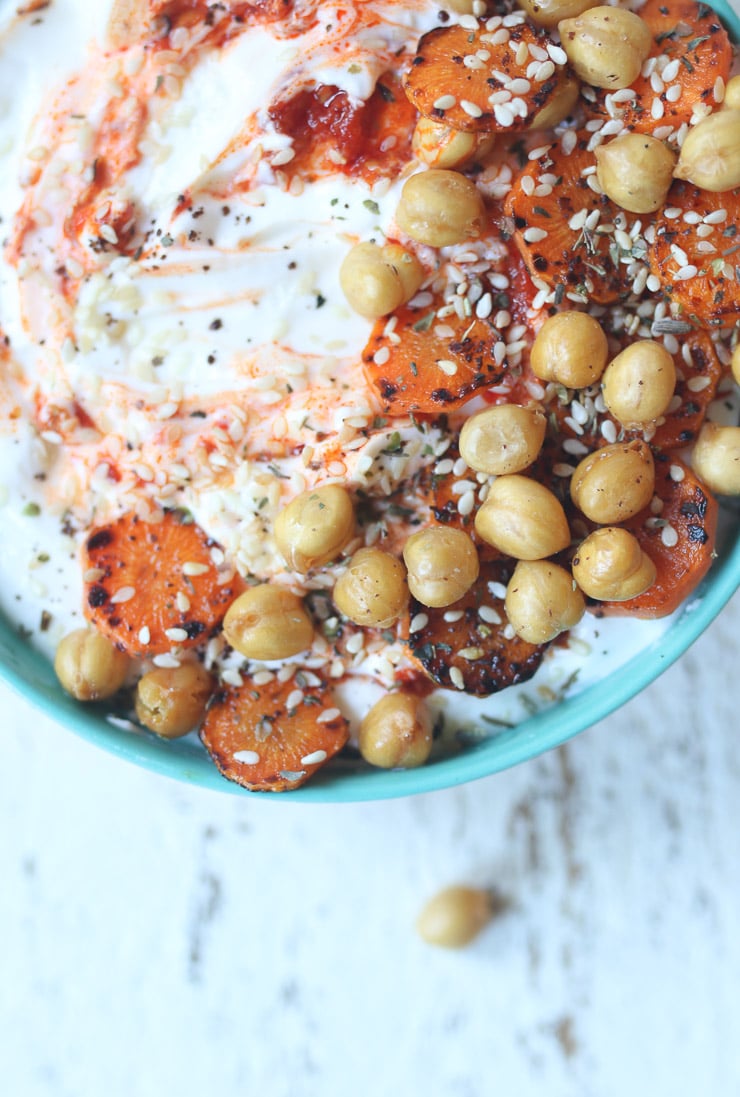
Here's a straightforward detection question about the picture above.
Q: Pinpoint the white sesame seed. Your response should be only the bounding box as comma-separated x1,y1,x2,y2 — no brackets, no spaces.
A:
450,666,465,690
646,274,662,293
458,13,479,29
153,654,181,669
534,60,555,83
704,209,727,225
669,464,686,483
528,145,551,161
286,689,305,709
183,561,209,576
493,103,515,127
665,84,682,103
234,750,260,765
345,633,364,655
523,226,548,243
138,626,151,645
475,292,493,319
553,463,576,477
252,670,275,686
110,586,136,604
661,524,679,548
373,346,390,366
515,41,529,66
546,43,568,65
612,88,637,103
662,59,680,82
460,98,484,118
410,613,429,633
601,420,618,444
687,375,711,392
457,491,476,517
433,94,457,111
453,457,468,477
569,209,589,231
165,627,189,643
478,605,502,624
437,359,458,376
675,265,698,281
444,609,465,623
459,647,484,660
714,76,725,104
508,78,532,96
301,749,328,766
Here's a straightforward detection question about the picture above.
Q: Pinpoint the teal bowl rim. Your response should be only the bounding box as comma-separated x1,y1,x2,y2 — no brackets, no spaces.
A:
1,0,738,802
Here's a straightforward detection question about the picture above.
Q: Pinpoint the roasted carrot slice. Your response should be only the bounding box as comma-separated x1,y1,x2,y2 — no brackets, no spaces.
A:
363,294,507,416
595,455,718,619
407,560,547,696
503,133,637,305
403,18,573,134
200,674,350,792
83,510,243,656
648,181,740,326
584,0,732,136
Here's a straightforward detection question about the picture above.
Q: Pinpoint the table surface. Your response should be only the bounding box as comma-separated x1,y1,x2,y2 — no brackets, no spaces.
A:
1,590,739,1097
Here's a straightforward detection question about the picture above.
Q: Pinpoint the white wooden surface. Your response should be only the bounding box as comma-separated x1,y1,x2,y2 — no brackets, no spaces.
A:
1,591,739,1097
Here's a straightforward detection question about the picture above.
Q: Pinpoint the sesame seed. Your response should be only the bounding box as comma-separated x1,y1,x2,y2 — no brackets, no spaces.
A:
714,76,725,104
433,94,456,111
234,750,260,765
493,103,515,127
165,627,188,642
252,670,275,686
665,84,682,103
601,420,618,444
675,265,698,281
479,605,502,625
373,346,390,366
153,654,181,669
661,524,679,548
460,99,483,118
534,60,555,83
110,586,136,604
458,13,479,29
704,209,727,225
345,633,364,655
410,613,429,633
83,568,105,583
271,147,296,166
547,43,568,65
453,457,468,477
301,749,328,766
508,78,532,96
286,688,305,710
183,561,209,576
523,226,548,243
138,626,151,645
515,41,529,66
687,375,711,392
459,646,484,660
457,491,476,517
450,667,465,690
437,359,458,376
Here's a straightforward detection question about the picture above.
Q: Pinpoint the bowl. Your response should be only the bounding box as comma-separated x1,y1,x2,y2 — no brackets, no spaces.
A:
1,0,738,802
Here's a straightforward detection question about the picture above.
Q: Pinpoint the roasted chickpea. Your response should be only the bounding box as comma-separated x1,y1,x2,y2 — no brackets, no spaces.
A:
558,7,652,90
395,169,485,247
223,585,314,660
572,526,656,601
459,404,546,475
135,662,213,738
475,475,571,560
403,527,479,608
54,628,131,702
530,77,581,129
692,423,740,495
412,116,495,170
505,560,586,644
333,547,409,627
416,886,496,949
601,340,676,426
674,110,740,193
359,692,432,769
339,241,423,319
518,0,598,30
732,343,740,387
274,484,355,573
530,312,608,389
570,441,655,524
724,76,740,112
595,134,677,214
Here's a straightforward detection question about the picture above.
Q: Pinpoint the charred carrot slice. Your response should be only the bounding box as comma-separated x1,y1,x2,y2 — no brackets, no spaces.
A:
363,294,507,416
83,510,243,656
597,455,718,619
584,0,732,136
407,560,547,696
648,181,740,326
503,134,636,305
403,17,573,134
200,674,350,792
